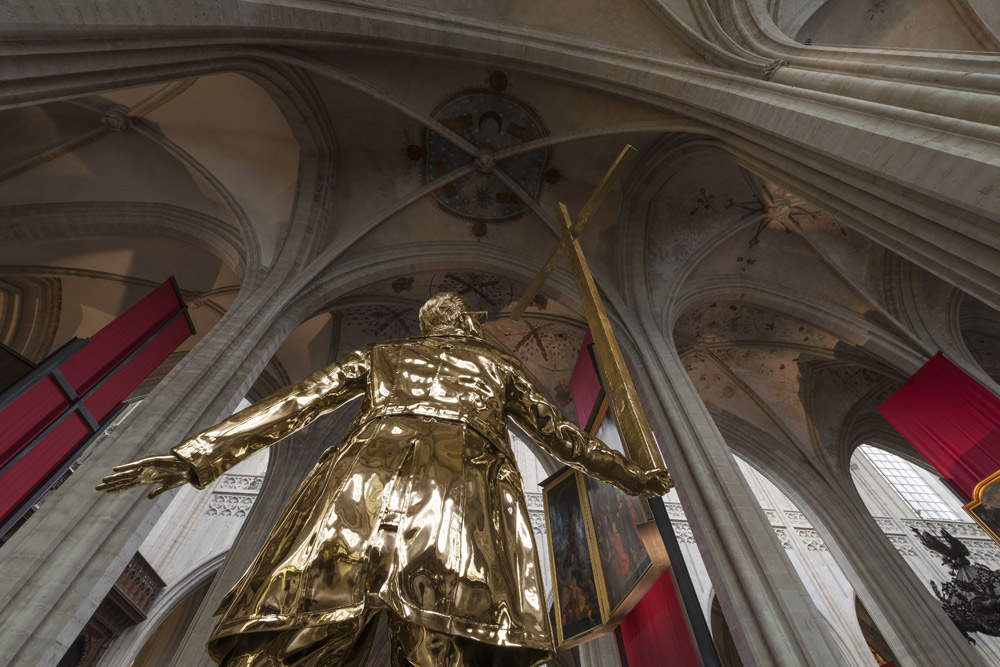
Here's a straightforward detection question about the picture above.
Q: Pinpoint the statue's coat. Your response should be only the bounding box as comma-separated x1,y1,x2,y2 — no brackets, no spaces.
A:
173,333,652,664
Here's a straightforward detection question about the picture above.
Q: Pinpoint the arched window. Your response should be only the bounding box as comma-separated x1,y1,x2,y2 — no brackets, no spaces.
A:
856,445,959,521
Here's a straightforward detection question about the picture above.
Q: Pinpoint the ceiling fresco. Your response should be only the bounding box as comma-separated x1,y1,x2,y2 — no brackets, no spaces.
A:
3,59,999,480
425,90,549,221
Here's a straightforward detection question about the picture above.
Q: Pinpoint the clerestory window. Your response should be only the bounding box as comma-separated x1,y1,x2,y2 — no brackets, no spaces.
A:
858,444,959,521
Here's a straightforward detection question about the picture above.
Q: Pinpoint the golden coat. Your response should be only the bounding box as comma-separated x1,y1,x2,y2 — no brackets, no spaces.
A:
172,332,653,664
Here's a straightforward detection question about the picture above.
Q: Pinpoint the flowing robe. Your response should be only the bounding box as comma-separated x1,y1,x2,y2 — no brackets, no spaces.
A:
171,333,652,664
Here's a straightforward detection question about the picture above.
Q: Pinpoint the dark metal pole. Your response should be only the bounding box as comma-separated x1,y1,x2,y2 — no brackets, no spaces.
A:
647,496,722,667
0,338,88,412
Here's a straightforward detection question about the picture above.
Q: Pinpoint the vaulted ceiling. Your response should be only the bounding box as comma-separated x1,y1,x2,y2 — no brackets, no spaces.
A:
649,145,1000,493
0,1,997,493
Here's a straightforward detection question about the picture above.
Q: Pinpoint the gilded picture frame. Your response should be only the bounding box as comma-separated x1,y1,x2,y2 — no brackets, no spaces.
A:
541,396,670,649
964,468,1000,546
542,467,609,647
585,401,665,621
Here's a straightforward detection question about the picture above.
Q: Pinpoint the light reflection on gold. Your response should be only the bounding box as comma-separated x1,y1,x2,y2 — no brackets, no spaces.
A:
99,293,670,665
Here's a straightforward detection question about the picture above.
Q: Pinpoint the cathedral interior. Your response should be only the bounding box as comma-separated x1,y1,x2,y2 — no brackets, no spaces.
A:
0,1,999,666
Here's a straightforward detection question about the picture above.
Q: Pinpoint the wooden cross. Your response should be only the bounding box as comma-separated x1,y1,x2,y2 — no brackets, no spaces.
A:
510,145,666,472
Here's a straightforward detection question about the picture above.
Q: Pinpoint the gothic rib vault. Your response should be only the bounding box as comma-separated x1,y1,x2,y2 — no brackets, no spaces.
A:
0,1,998,666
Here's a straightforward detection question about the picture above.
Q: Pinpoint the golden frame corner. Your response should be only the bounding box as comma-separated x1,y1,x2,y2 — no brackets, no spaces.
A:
964,468,1000,546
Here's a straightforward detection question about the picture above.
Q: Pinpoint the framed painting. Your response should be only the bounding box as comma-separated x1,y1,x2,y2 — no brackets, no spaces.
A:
586,406,665,619
542,467,607,646
965,469,1000,546
541,398,670,649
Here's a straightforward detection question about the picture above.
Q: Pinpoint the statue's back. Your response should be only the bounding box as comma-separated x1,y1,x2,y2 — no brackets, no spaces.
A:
364,336,513,450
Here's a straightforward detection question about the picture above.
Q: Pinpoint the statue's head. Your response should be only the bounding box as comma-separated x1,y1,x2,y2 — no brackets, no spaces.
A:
419,292,486,338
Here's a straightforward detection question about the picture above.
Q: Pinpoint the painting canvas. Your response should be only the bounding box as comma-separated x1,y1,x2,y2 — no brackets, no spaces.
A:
544,469,604,642
586,412,653,615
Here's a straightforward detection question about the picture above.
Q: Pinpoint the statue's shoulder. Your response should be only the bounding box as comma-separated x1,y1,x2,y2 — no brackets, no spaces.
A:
478,344,525,372
497,350,528,373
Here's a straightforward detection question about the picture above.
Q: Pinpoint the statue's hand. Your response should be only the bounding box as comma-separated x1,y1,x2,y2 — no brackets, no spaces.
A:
638,468,674,497
95,455,191,499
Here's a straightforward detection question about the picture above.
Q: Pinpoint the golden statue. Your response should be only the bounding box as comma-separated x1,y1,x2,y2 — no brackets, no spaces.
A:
98,292,672,666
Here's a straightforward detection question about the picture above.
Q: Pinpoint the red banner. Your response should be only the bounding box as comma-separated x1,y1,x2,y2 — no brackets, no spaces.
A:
570,332,602,429
620,573,701,667
0,279,193,530
878,353,1000,499
0,374,71,469
60,280,186,396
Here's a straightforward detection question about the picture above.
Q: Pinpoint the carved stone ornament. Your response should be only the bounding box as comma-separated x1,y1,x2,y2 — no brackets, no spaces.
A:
914,527,1000,642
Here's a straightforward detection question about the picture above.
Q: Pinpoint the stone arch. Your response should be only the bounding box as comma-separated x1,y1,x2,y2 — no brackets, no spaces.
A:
0,274,61,362
707,434,876,665
794,0,991,50
672,276,923,378
0,232,241,401
0,57,337,276
619,137,762,319
9,30,996,311
837,386,939,477
711,408,963,666
958,291,1000,385
847,443,1000,661
853,595,897,665
284,242,582,329
0,59,338,423
0,202,246,277
197,243,585,431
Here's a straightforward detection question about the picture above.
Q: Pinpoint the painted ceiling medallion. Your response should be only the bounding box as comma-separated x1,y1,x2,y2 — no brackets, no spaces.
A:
425,91,548,221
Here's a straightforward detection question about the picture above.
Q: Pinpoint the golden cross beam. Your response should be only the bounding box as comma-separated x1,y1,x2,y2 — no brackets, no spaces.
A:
510,145,637,320
512,145,666,472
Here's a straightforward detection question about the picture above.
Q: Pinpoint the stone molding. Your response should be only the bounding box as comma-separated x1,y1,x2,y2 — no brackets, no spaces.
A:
664,501,1000,563
0,201,247,275
205,494,256,519
206,473,265,518
5,32,998,314
215,475,264,494
524,492,546,536
0,275,60,362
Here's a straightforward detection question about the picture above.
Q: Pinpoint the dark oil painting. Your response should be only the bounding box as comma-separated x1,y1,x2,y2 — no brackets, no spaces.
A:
586,414,651,613
546,472,603,640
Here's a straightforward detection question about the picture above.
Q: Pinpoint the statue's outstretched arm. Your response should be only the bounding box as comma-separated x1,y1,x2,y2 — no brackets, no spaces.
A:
97,348,369,497
505,364,672,497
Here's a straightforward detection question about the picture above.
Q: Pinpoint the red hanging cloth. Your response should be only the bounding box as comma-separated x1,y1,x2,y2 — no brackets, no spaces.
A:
878,353,1000,500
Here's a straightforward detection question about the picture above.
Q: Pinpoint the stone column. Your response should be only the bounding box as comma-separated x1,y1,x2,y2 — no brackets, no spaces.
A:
165,401,361,667
0,279,297,666
627,320,848,667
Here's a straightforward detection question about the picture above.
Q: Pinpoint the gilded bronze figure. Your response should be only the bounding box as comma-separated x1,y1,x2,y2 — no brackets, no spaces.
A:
98,292,672,666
